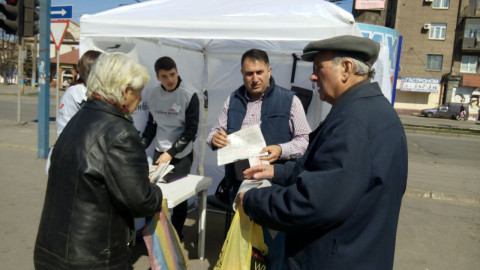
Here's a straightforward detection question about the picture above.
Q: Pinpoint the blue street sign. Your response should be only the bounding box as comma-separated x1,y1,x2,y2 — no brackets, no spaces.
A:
51,5,73,19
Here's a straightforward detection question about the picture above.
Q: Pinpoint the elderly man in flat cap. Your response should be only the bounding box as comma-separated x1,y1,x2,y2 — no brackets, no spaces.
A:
236,35,408,269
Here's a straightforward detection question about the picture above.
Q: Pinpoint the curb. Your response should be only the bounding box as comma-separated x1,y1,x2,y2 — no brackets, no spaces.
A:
405,189,480,205
403,124,480,137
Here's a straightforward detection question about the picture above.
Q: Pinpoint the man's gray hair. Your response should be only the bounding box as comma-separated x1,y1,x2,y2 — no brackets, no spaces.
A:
87,53,150,104
332,52,376,79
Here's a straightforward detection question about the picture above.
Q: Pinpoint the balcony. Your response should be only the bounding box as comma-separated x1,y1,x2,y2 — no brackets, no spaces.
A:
462,37,480,52
461,18,480,52
460,5,480,18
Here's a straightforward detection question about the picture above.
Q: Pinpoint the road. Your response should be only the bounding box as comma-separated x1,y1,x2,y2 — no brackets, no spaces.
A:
407,132,480,200
0,86,479,269
0,89,60,123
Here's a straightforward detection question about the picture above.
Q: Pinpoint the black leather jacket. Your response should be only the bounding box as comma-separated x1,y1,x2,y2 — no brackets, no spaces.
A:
34,99,163,269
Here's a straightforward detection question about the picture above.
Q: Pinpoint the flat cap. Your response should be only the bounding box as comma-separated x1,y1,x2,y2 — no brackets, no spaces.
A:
301,35,380,67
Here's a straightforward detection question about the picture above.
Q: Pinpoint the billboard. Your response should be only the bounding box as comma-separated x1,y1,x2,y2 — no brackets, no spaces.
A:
400,77,440,93
355,0,386,10
358,23,400,102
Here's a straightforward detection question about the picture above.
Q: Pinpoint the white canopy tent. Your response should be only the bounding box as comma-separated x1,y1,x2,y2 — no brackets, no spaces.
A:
80,0,391,191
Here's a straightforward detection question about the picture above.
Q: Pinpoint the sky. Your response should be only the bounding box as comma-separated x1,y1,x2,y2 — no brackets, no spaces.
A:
51,0,354,23
51,0,143,23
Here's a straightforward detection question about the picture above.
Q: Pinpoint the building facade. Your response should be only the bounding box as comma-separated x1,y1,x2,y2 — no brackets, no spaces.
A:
353,0,480,120
453,1,480,119
394,0,458,114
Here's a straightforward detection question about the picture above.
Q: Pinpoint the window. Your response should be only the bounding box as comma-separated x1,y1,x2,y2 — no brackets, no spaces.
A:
433,0,449,8
429,23,446,40
464,19,480,38
426,54,443,71
460,55,478,73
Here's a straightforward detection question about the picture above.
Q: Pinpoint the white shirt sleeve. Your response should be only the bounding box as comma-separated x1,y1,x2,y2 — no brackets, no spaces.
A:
56,84,88,137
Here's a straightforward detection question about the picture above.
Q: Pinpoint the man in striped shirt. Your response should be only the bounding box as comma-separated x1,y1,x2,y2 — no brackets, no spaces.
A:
207,49,311,204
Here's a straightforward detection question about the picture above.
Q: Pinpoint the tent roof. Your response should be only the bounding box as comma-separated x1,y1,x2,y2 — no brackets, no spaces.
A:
80,0,357,48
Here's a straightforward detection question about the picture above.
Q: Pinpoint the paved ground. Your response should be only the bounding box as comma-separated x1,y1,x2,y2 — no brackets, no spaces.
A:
0,84,479,270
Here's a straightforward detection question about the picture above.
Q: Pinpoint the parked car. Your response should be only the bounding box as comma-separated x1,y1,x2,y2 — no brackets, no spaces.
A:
421,103,468,120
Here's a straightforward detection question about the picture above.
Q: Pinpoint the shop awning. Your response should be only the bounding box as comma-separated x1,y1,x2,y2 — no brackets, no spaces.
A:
461,74,480,88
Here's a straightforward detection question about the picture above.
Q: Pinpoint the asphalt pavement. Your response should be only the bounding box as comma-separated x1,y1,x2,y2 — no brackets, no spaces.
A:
0,84,479,270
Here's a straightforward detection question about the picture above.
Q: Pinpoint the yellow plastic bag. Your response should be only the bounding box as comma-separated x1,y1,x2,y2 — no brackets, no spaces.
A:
214,206,267,270
214,205,268,270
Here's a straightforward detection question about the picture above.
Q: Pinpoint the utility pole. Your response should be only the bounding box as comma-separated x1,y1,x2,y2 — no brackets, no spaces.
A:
32,34,37,88
17,38,23,123
38,0,50,159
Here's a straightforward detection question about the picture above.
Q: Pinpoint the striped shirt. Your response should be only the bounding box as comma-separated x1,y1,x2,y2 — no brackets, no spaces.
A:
207,92,311,160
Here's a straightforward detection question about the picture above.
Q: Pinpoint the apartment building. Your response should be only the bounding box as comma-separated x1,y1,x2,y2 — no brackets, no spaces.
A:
353,0,480,119
453,1,480,118
393,0,457,114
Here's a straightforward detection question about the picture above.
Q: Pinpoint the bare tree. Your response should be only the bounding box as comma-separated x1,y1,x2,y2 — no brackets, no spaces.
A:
0,30,18,84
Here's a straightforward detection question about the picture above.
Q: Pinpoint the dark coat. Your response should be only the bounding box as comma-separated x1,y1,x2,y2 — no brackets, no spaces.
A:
243,82,408,269
34,99,163,270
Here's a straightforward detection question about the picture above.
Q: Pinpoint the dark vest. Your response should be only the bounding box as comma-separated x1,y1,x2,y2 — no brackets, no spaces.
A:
227,78,293,145
224,78,294,202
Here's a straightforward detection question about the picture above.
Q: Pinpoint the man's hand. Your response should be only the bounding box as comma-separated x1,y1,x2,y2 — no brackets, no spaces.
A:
212,130,229,148
260,145,282,163
235,192,245,208
155,152,173,165
243,164,274,179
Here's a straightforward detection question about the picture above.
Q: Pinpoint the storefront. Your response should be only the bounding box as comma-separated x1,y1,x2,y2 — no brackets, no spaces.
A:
455,74,480,120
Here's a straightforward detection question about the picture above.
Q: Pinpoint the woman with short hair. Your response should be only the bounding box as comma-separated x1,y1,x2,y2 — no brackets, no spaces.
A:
34,53,163,270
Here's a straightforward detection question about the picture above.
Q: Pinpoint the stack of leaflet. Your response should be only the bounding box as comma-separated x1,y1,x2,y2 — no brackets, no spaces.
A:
149,162,174,184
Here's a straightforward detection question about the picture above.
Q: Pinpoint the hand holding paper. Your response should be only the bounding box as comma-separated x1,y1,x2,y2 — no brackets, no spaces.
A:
149,162,174,184
155,152,173,165
233,179,272,210
211,130,229,148
260,145,282,163
243,164,274,180
216,125,268,166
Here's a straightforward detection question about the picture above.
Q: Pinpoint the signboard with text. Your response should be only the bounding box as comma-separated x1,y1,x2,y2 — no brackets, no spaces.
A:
400,77,440,93
355,0,385,10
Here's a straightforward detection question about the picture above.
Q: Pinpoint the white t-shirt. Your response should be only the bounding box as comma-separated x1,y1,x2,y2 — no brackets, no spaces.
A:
47,84,88,174
56,84,88,137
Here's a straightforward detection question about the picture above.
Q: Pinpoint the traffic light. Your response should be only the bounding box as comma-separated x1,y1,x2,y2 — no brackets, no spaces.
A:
23,0,39,37
0,0,22,36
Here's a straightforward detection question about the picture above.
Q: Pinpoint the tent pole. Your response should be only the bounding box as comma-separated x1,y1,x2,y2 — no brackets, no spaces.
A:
391,35,403,106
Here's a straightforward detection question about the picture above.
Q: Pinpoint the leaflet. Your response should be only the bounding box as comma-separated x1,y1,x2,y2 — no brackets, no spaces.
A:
149,162,174,184
217,124,268,166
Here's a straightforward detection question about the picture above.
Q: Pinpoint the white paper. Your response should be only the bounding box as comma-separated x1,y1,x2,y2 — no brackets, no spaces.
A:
149,162,174,184
232,179,272,210
248,156,270,167
217,124,268,166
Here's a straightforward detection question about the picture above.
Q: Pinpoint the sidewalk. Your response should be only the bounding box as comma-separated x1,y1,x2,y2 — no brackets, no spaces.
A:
0,86,478,269
399,113,480,135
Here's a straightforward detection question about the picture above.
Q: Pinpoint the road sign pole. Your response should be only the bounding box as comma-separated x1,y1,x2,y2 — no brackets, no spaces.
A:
17,39,23,123
50,20,69,120
38,0,51,159
56,49,59,116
